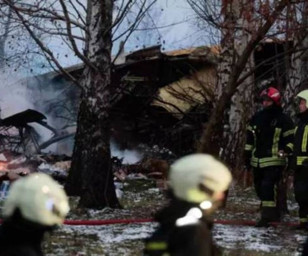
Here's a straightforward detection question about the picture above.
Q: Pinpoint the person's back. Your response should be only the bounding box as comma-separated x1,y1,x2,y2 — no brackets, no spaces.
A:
144,199,219,256
143,154,232,256
0,210,46,256
0,173,69,256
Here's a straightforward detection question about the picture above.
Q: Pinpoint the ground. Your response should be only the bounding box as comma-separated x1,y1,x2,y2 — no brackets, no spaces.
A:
33,177,307,256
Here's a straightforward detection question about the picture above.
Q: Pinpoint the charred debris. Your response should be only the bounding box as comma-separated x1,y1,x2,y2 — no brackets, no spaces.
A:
0,42,288,184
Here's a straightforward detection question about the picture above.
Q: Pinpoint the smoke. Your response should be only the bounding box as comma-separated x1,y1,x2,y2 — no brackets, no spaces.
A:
0,72,76,156
110,140,143,164
0,72,146,159
0,73,35,118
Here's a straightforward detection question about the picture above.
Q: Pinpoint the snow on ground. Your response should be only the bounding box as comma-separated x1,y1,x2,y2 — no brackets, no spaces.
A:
214,224,305,255
1,164,307,256
44,221,307,255
43,181,308,256
61,222,157,247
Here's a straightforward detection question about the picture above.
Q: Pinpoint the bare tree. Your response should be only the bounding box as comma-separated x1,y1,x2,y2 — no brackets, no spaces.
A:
2,0,157,208
188,0,306,169
0,3,12,68
0,1,48,75
281,2,307,117
218,0,256,172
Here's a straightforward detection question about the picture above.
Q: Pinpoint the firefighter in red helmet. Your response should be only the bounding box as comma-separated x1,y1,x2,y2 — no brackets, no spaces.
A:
245,86,294,227
259,87,282,106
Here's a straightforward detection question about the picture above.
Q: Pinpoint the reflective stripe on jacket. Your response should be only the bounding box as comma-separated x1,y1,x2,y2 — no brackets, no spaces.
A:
245,105,294,168
293,111,308,167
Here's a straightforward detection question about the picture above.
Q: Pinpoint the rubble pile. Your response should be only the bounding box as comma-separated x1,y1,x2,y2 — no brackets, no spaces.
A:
113,156,169,189
0,152,71,189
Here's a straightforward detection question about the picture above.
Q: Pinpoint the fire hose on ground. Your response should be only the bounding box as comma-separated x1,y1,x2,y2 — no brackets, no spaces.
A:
62,219,300,227
0,218,299,226
61,219,299,227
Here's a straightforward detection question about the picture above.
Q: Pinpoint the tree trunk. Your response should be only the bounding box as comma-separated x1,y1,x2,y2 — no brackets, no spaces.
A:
199,0,255,170
281,1,308,215
198,0,288,159
0,5,12,68
223,0,255,174
197,0,237,158
301,2,308,87
283,3,302,117
65,0,120,208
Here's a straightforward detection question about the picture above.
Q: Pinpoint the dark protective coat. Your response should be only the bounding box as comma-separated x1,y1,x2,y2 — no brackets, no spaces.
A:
245,104,294,222
0,211,51,256
293,110,308,225
245,104,294,168
143,199,221,256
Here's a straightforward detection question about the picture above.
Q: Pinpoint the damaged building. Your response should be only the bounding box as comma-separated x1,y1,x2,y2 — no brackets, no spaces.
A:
10,40,289,156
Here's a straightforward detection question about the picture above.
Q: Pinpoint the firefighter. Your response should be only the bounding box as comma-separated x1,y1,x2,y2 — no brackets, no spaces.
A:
0,173,70,256
245,87,294,227
292,89,308,230
143,153,232,256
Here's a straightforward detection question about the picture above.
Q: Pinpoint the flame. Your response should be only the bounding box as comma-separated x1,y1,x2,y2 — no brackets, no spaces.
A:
0,162,8,171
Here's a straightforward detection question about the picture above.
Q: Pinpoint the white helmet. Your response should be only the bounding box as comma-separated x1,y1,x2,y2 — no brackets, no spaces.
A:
3,173,69,226
168,154,232,203
297,90,308,108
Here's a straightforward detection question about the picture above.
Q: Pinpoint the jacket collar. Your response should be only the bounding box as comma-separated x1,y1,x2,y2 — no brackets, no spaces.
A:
297,110,308,122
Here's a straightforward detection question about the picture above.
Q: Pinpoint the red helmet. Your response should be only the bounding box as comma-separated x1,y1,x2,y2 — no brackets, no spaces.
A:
260,87,281,106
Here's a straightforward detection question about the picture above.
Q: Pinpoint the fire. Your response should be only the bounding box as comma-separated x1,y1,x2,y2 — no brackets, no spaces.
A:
0,162,8,171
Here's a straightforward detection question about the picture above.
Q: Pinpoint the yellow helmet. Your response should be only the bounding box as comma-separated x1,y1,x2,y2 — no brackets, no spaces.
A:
168,154,232,203
3,173,69,226
297,89,308,108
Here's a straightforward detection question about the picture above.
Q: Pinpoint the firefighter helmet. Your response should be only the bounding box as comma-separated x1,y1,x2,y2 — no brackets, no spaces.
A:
168,154,232,203
3,173,69,226
260,87,281,106
297,90,308,108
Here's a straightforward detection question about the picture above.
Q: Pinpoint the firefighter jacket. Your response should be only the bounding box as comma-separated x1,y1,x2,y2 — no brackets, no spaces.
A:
293,110,308,167
0,210,50,256
245,105,294,168
143,199,221,256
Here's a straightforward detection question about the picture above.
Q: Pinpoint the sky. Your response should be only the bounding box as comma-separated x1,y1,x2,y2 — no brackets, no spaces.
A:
115,0,204,53
44,0,214,70
1,0,217,77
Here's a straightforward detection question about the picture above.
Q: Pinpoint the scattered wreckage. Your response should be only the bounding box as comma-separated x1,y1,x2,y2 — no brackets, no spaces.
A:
0,109,170,199
0,109,75,154
0,108,74,197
